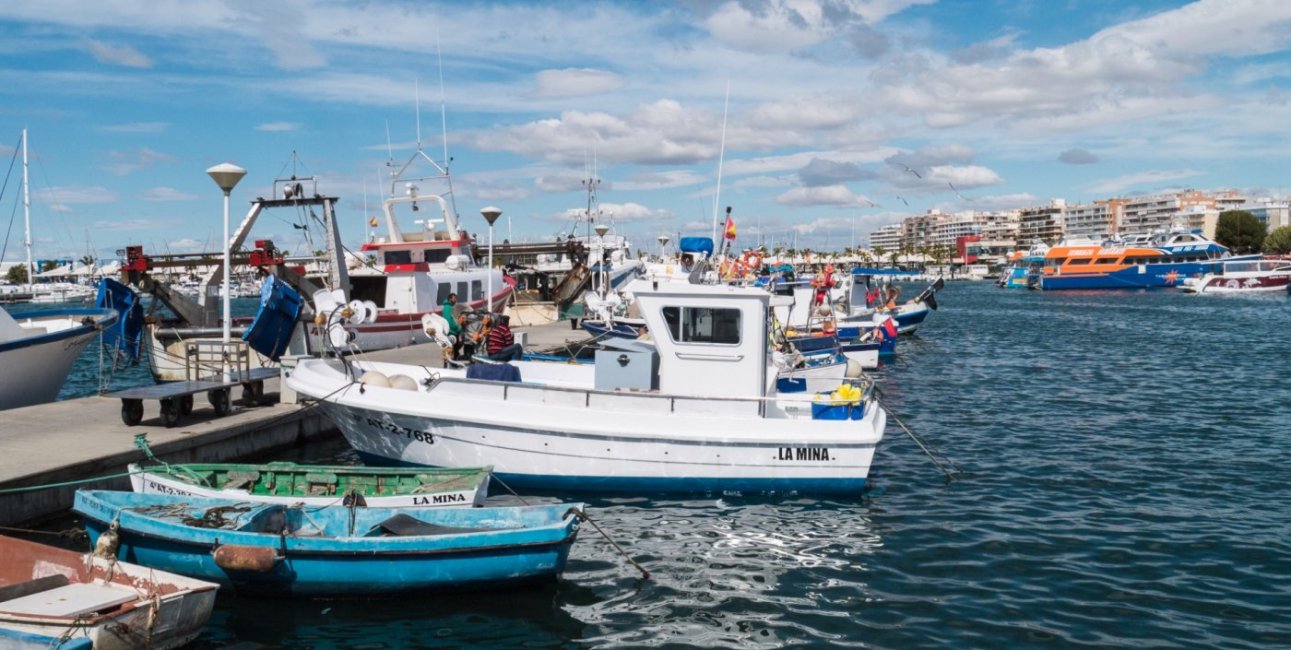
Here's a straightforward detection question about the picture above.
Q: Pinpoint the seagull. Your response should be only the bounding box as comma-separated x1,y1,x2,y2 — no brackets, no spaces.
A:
890,162,922,179
861,198,880,208
948,182,970,201
896,196,909,206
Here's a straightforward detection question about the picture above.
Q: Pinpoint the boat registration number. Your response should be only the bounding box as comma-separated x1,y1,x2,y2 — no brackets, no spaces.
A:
365,417,435,444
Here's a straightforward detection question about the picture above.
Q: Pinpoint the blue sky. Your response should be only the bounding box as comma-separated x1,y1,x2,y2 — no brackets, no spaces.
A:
2,0,1289,263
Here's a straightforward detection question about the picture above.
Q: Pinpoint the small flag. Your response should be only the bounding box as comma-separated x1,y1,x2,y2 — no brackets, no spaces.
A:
882,317,899,339
724,215,737,240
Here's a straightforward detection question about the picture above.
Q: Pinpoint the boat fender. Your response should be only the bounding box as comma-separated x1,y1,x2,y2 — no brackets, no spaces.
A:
213,544,281,573
359,370,390,388
845,359,864,379
388,374,418,391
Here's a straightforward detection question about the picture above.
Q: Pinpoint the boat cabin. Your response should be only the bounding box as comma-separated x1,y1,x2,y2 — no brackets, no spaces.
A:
630,279,770,399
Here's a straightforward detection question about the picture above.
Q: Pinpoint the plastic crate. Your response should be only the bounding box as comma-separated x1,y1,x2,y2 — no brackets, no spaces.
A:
811,399,864,420
776,377,807,393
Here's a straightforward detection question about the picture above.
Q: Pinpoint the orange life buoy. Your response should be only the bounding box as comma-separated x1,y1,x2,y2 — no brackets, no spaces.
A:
741,251,763,272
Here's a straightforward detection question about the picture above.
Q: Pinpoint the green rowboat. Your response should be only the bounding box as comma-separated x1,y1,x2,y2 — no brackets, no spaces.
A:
128,462,491,508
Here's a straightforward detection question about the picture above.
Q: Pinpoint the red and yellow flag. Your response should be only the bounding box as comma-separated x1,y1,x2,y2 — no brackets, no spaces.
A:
723,215,737,240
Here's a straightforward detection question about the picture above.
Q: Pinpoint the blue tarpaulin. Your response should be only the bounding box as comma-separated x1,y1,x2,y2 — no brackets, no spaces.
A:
678,237,714,256
95,278,144,365
466,362,521,383
242,275,303,360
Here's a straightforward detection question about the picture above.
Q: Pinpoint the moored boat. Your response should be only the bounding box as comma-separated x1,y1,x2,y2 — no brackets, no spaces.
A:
0,535,217,649
74,490,583,597
1038,230,1243,290
0,306,118,411
288,279,887,495
129,461,492,508
1179,258,1291,293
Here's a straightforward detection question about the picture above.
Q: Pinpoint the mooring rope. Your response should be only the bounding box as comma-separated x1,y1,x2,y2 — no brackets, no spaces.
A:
874,385,962,482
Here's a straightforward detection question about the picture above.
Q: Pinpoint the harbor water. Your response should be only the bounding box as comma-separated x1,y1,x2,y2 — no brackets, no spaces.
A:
19,284,1291,648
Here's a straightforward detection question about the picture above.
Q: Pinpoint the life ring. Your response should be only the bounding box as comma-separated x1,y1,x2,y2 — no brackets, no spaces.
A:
741,251,763,272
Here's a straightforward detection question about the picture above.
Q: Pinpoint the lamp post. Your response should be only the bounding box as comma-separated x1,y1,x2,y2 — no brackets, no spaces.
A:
594,223,609,296
657,235,670,261
206,162,246,382
480,206,502,313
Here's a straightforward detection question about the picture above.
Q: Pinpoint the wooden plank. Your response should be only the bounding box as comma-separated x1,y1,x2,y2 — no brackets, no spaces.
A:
0,583,138,617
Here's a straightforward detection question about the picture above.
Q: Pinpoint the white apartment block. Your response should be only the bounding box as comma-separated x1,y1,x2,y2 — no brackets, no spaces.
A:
868,224,902,251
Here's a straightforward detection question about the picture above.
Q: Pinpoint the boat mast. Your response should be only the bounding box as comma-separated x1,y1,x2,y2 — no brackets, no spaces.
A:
21,128,32,292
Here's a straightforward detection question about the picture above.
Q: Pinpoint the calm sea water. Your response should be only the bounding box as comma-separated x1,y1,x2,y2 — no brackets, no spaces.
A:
22,285,1291,648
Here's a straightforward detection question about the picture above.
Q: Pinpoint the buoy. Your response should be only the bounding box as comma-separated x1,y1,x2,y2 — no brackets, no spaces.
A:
359,370,390,388
388,374,418,391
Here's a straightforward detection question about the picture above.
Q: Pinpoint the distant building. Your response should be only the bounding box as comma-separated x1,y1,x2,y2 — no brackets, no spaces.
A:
868,224,902,251
1018,200,1065,247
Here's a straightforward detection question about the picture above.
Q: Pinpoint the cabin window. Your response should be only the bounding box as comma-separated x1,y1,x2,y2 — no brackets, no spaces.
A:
435,283,452,305
1048,258,1067,267
1067,258,1091,265
471,280,483,301
1094,257,1117,265
424,248,452,264
661,306,741,345
350,276,388,307
456,281,468,301
384,250,412,265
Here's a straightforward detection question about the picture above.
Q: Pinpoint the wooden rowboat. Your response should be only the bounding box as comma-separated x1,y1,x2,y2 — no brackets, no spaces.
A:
129,461,492,508
0,535,217,649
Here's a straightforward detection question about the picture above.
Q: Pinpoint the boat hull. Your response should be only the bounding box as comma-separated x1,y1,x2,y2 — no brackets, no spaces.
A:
1039,261,1213,290
0,308,117,410
296,366,885,495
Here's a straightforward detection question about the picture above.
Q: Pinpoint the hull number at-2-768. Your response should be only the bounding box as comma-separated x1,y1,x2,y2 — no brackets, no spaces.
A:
365,417,435,444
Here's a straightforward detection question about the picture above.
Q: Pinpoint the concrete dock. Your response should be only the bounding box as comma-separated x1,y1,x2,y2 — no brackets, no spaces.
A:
0,322,593,525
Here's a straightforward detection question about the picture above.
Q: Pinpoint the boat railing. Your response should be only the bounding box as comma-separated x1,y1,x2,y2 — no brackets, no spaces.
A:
427,372,876,416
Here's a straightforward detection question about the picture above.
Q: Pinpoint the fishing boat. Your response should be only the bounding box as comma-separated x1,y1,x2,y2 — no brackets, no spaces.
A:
287,279,887,495
997,244,1048,288
1038,230,1244,290
0,306,117,411
129,461,492,508
1179,258,1291,293
0,535,217,649
74,490,583,597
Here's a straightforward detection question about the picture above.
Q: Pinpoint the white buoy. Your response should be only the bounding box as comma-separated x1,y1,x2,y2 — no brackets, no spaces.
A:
359,370,390,387
388,374,418,391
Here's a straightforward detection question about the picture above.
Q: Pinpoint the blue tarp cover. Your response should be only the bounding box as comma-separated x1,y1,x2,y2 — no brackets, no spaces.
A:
466,362,521,383
242,275,303,360
95,277,144,365
678,237,714,256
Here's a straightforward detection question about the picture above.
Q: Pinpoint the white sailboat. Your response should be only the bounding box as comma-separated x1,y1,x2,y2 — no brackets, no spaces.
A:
0,130,117,410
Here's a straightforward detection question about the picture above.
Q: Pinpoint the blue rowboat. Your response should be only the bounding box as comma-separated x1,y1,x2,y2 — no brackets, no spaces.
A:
74,490,584,598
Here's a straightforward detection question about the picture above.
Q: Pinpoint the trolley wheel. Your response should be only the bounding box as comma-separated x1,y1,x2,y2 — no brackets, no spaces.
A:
121,399,144,426
241,381,264,407
159,398,181,428
208,388,231,416
180,394,194,415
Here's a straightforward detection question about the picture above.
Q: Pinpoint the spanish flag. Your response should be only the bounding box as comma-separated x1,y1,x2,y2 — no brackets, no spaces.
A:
723,215,737,240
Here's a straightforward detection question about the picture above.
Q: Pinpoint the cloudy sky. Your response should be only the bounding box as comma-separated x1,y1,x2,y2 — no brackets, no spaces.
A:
2,0,1289,262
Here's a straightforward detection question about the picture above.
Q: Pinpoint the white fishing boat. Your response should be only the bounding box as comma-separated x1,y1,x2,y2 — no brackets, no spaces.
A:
0,535,217,649
287,279,887,494
0,305,117,410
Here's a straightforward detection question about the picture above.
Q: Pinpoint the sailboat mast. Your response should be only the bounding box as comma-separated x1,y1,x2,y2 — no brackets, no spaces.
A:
21,128,32,291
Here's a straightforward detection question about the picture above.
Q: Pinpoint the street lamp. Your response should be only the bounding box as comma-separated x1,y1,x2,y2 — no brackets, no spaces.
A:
594,224,610,296
480,206,502,313
206,162,246,382
657,235,670,260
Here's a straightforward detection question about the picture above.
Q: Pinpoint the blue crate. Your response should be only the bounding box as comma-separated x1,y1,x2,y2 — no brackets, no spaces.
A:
811,401,864,420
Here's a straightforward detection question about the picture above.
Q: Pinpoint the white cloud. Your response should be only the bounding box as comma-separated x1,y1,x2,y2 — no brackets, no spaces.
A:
1086,169,1206,195
256,122,300,132
924,165,1004,190
100,121,169,133
558,201,671,223
534,68,626,98
141,187,199,201
775,185,877,207
85,39,152,68
104,147,175,176
702,0,934,54
35,186,118,204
